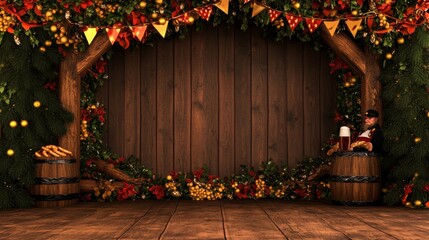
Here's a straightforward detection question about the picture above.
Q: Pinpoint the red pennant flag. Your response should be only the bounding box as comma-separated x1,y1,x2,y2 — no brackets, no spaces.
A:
177,12,192,24
195,6,213,21
106,28,121,44
130,26,147,42
269,9,282,23
285,14,303,31
305,18,323,33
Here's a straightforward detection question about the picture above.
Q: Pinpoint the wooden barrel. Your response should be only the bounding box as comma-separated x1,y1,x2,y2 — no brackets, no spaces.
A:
29,157,80,207
330,152,380,205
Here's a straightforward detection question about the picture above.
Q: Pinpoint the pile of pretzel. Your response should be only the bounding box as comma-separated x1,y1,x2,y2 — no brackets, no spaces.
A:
34,145,73,158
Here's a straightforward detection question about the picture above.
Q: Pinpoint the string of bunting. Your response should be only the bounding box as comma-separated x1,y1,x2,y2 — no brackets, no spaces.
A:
76,0,428,45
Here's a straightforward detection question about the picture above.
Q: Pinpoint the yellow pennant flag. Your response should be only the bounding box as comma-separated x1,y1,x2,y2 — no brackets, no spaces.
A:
252,3,266,18
153,21,169,38
323,20,340,37
345,19,362,38
105,28,121,45
130,26,147,42
84,27,98,45
214,0,229,15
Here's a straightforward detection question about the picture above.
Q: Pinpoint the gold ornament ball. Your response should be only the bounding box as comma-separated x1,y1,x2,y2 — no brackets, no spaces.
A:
414,172,419,178
155,0,163,4
45,40,52,47
187,16,195,24
39,46,46,53
397,37,405,44
45,10,53,18
351,10,358,16
33,101,41,108
50,24,57,32
158,18,166,25
7,149,14,156
414,200,422,207
405,201,412,207
293,2,300,9
60,36,68,44
151,12,158,19
139,1,147,8
385,53,393,59
9,120,18,128
427,112,429,118
166,175,173,181
414,137,422,143
21,120,28,127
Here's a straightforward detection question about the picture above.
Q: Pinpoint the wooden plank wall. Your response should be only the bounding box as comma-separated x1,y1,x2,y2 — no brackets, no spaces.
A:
103,25,336,177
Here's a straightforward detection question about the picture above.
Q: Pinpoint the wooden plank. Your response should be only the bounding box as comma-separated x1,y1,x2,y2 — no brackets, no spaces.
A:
124,48,141,158
191,27,219,174
222,200,286,239
218,25,235,178
363,46,382,119
267,40,287,165
251,27,268,168
161,201,224,239
234,25,252,171
140,45,158,172
119,201,179,239
286,40,304,168
77,32,112,75
173,37,192,174
303,45,321,157
107,47,125,156
157,39,175,176
319,52,337,143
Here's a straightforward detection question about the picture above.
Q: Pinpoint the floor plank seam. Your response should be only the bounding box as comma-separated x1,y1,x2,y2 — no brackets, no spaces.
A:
220,200,227,240
332,206,400,240
116,201,157,240
255,200,290,240
158,200,181,240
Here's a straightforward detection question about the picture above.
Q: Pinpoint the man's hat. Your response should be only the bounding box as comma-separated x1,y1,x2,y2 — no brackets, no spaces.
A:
365,109,379,118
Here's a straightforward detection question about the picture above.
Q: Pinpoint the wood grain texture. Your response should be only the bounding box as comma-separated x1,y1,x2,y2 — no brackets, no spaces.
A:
77,32,112,75
251,27,268,168
2,200,429,239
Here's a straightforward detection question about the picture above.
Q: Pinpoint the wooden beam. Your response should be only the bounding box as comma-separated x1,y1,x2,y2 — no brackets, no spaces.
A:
77,31,112,75
320,25,366,78
320,25,382,118
59,53,81,166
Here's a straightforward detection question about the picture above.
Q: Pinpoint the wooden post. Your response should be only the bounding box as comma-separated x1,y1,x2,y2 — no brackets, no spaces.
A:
59,53,81,166
320,25,382,118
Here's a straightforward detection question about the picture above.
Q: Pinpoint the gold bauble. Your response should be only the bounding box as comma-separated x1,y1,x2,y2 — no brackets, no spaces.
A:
171,190,181,198
414,200,422,207
155,0,163,4
385,53,393,59
50,25,57,32
21,120,28,127
166,175,173,181
45,40,52,47
139,1,147,8
45,10,53,17
9,120,18,128
151,12,158,19
293,2,300,9
405,201,412,207
427,112,429,118
33,101,41,108
187,16,194,24
60,36,68,44
39,46,46,53
397,37,405,44
351,10,358,16
7,149,14,156
414,172,419,178
158,18,166,25
414,137,422,143
344,82,351,88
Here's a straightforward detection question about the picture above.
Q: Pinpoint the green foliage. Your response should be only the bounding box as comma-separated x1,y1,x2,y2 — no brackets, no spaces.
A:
0,31,73,209
381,27,429,207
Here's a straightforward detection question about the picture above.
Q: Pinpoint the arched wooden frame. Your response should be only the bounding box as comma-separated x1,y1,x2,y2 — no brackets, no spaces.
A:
58,25,382,168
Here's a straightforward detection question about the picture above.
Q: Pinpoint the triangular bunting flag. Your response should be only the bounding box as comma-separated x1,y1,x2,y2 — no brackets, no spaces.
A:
305,18,323,33
323,20,340,36
285,14,303,31
106,28,121,45
214,0,229,15
153,21,169,38
177,13,190,24
268,9,282,23
251,3,266,18
130,26,147,42
195,6,213,21
84,27,98,45
345,19,362,38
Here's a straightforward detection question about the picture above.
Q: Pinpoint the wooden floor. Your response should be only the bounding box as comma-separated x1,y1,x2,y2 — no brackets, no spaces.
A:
1,199,428,239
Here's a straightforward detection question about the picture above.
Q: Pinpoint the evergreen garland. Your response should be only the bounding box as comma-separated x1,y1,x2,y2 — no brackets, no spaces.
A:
381,27,429,207
0,31,73,209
